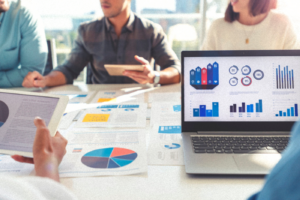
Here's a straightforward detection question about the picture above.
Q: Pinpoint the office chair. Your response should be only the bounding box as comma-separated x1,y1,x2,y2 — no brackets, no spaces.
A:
44,39,57,76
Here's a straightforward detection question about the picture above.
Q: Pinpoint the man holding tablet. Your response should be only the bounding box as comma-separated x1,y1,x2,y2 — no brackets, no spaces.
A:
0,0,48,88
22,0,181,88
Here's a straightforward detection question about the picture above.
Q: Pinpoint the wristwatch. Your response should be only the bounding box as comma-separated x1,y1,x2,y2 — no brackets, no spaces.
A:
153,71,160,84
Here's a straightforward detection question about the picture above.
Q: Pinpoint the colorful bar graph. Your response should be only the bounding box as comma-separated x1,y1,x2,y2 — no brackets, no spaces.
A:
193,102,219,117
230,100,263,113
190,62,219,90
275,104,298,117
276,65,294,89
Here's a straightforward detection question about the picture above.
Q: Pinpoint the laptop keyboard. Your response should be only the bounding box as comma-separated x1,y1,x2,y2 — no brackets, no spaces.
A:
192,136,290,154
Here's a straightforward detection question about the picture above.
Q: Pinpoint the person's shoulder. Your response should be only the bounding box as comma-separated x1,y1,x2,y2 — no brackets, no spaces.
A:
78,17,105,33
268,11,292,26
210,18,231,30
7,0,41,23
8,0,32,15
134,13,163,32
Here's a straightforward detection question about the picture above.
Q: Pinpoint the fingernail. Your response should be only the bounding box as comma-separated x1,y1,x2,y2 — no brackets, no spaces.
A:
35,116,42,120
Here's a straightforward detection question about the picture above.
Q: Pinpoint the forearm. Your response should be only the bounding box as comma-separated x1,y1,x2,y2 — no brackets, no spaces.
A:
159,67,181,85
45,71,67,87
34,158,60,182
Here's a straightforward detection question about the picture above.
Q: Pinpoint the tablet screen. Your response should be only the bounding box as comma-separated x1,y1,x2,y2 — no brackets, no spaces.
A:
0,92,59,152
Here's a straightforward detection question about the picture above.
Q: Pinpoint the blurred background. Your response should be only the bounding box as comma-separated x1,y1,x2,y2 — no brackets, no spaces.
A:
30,0,300,83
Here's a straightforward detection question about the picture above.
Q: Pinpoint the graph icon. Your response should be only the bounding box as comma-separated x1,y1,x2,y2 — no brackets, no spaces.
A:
173,105,181,112
229,66,239,75
0,101,9,128
229,77,238,86
275,104,298,117
81,147,138,169
190,62,219,90
230,100,263,113
273,99,299,117
159,126,181,134
253,70,264,80
165,143,181,149
241,76,252,86
193,102,219,117
241,65,251,75
276,65,294,89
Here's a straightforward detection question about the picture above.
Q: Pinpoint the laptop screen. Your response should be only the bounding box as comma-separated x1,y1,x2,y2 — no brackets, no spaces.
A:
182,50,300,132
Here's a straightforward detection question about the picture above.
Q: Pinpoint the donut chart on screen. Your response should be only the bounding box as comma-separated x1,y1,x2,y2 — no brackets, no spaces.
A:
0,101,9,128
81,147,138,169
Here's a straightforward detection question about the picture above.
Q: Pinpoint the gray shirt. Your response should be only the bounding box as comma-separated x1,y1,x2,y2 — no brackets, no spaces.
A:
54,12,181,84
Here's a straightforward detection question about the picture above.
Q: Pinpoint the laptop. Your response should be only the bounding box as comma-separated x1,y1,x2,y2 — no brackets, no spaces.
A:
181,50,300,175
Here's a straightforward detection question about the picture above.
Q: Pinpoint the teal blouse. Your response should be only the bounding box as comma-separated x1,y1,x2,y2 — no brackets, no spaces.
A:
0,0,47,87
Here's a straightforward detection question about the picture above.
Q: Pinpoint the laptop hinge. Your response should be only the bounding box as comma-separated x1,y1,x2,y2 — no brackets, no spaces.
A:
196,131,290,135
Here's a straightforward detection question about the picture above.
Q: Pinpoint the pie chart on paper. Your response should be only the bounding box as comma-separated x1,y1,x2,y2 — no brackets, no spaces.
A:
81,147,138,169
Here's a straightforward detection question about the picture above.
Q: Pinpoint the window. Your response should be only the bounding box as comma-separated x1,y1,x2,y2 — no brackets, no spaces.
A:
31,0,300,84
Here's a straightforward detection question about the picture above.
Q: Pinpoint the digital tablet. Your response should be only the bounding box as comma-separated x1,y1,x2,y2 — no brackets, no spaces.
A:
104,64,144,76
0,89,69,157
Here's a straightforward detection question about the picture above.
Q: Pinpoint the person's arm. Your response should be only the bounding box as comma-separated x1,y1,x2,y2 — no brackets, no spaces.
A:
0,6,48,88
12,117,68,182
150,24,180,84
123,24,180,85
22,25,92,88
247,120,300,200
22,70,67,88
123,55,180,84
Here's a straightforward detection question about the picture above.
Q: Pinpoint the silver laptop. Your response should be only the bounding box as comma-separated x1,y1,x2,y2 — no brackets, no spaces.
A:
181,50,300,175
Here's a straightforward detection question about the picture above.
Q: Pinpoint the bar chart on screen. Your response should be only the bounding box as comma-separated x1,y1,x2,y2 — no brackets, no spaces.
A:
273,99,299,117
274,65,295,89
229,100,263,117
190,62,219,90
192,102,219,117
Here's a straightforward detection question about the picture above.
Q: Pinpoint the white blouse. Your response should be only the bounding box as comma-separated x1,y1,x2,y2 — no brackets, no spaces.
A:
201,11,300,50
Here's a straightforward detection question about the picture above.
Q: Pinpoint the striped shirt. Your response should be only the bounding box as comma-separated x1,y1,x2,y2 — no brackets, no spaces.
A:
54,12,181,84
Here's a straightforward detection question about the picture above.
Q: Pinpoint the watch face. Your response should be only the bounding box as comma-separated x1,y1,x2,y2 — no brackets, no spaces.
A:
154,72,160,84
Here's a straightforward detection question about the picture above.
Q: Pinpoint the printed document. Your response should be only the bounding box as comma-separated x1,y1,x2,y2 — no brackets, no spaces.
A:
58,110,81,130
0,155,34,175
91,90,144,104
148,125,184,166
75,104,147,128
148,92,180,102
150,102,181,126
49,91,95,104
59,129,147,177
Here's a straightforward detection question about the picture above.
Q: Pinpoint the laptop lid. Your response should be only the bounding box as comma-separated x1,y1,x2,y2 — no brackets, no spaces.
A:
181,50,300,132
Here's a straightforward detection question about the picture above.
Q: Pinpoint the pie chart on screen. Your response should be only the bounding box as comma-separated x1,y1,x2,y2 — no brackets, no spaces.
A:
81,147,138,169
0,101,9,128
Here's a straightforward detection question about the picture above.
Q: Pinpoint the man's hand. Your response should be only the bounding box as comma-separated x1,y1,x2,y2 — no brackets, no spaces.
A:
22,71,47,88
123,55,156,84
11,117,68,182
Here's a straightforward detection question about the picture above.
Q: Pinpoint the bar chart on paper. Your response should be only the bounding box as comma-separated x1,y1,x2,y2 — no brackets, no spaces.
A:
230,100,263,113
193,102,219,117
273,99,299,117
274,65,295,89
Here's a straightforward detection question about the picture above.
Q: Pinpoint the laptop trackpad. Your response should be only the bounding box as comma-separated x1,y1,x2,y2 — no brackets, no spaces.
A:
233,154,281,172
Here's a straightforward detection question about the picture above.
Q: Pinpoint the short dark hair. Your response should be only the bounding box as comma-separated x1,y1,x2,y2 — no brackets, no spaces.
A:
224,0,277,23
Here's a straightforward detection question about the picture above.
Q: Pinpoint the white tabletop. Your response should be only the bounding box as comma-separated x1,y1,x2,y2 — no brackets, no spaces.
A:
15,84,266,200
